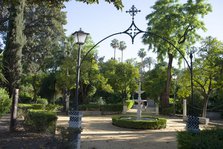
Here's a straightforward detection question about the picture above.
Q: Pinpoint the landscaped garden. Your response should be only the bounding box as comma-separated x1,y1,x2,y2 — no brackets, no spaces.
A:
1,0,223,149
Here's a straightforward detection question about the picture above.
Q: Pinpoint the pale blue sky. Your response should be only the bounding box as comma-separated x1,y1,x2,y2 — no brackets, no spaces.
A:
64,0,223,63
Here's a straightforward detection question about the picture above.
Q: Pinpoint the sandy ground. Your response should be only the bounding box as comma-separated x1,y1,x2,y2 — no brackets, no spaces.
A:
1,110,220,149
58,114,188,149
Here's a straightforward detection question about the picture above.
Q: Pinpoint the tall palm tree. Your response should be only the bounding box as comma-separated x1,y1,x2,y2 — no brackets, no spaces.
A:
119,41,127,62
137,48,147,72
137,48,146,62
144,57,155,71
110,39,119,60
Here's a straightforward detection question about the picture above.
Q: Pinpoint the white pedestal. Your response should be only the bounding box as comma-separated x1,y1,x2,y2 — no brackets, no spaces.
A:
183,99,187,117
155,103,159,115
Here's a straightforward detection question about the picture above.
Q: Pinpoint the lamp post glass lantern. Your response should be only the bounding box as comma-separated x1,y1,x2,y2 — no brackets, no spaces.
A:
73,28,89,45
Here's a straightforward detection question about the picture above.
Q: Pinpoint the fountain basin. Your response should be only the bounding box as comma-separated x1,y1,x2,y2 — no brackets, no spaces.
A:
112,115,166,129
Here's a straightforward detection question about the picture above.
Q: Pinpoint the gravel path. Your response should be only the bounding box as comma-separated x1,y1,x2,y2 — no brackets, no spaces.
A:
1,111,219,149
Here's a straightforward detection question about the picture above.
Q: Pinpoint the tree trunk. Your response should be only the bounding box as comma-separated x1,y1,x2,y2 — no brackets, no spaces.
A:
114,48,116,60
32,74,38,102
202,95,209,117
121,50,123,62
161,53,173,111
10,89,19,132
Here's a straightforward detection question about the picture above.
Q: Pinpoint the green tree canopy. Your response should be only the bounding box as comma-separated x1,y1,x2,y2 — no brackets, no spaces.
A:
142,0,212,111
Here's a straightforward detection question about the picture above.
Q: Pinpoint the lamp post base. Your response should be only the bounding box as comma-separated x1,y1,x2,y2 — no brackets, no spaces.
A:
186,115,200,133
69,111,83,149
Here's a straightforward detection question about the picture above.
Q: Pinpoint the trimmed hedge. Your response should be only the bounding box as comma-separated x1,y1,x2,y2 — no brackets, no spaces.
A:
100,104,123,112
177,129,223,149
78,104,100,111
79,104,123,112
24,110,57,134
18,103,45,118
125,100,134,110
18,103,45,110
112,115,166,129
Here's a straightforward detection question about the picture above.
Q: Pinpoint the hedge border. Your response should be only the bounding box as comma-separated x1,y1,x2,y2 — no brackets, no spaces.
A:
112,115,167,129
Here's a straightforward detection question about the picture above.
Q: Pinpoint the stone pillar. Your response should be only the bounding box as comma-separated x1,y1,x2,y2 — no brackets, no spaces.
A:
69,111,82,149
155,103,159,115
183,99,187,120
122,105,127,114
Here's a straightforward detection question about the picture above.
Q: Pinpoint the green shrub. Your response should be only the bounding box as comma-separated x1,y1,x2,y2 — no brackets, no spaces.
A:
20,84,34,103
79,104,100,111
125,100,134,110
0,88,11,117
112,115,166,129
162,105,174,115
177,129,223,149
37,97,48,105
24,109,57,134
100,104,123,112
18,103,45,111
45,104,62,112
18,103,45,118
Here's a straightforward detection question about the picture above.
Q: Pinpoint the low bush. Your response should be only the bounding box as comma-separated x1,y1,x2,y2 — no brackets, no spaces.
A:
112,115,166,129
162,105,174,115
18,103,43,110
100,104,123,112
24,109,57,134
79,104,123,113
37,97,48,105
177,129,223,149
125,100,134,110
45,104,62,112
0,88,11,117
78,104,100,111
18,103,45,118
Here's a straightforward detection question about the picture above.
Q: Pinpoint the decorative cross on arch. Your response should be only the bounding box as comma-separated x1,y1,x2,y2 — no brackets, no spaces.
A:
126,5,141,21
123,5,143,44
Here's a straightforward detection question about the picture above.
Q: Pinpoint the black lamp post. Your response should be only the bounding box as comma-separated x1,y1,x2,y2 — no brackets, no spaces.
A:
68,28,89,149
72,28,89,111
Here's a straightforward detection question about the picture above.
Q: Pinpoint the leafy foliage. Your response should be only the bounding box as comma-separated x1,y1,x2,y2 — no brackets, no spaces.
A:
24,109,57,133
0,88,10,117
142,0,212,110
177,129,223,149
143,62,167,102
100,60,139,103
125,100,134,110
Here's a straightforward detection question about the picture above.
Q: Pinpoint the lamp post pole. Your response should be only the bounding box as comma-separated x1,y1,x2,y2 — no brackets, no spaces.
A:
188,46,197,115
172,74,177,115
74,43,81,111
